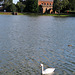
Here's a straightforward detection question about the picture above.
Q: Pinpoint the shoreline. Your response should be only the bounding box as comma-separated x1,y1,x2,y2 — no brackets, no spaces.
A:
0,12,75,17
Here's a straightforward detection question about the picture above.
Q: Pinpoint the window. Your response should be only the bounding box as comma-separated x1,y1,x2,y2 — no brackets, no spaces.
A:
47,3,48,5
41,3,43,5
44,3,46,5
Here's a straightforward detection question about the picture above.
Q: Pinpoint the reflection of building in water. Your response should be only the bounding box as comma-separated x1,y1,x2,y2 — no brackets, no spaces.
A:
38,0,53,13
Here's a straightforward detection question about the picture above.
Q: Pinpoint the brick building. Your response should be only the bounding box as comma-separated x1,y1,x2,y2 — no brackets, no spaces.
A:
38,0,53,13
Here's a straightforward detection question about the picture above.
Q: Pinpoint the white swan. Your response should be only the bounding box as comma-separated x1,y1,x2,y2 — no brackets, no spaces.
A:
40,64,55,75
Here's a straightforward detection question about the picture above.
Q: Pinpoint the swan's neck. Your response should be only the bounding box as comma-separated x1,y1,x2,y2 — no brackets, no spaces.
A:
41,65,44,73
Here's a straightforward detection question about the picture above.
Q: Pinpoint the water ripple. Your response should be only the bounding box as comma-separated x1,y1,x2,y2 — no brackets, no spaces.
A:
0,15,75,75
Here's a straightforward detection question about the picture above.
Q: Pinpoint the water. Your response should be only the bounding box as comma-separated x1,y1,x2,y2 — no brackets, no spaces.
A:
0,15,75,75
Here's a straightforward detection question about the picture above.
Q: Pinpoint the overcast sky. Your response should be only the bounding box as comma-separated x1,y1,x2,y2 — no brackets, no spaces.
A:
13,0,19,4
13,0,53,4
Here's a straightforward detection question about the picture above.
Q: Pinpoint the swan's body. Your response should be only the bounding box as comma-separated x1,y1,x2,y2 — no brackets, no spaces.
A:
40,64,55,75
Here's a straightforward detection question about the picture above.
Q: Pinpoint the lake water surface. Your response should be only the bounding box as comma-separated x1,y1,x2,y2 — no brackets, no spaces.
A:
0,15,75,75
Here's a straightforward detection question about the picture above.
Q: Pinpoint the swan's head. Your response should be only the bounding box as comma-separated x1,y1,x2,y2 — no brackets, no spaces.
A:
40,64,43,67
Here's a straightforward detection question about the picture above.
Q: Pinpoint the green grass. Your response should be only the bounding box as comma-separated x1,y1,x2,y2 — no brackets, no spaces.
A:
0,12,12,15
44,13,75,17
18,13,75,17
0,12,75,17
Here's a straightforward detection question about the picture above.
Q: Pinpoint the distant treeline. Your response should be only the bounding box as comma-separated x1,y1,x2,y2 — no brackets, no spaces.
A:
0,0,38,13
53,0,75,13
0,0,75,13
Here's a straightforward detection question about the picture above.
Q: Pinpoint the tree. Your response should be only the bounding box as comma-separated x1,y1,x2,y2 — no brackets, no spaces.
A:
73,0,75,10
19,0,24,2
26,0,38,13
16,2,25,12
3,2,10,10
61,0,69,12
67,0,75,10
6,3,17,12
62,0,69,9
9,0,12,3
3,0,12,3
71,0,75,10
53,0,69,13
0,0,3,2
53,0,57,12
38,5,43,13
3,0,12,10
53,0,63,13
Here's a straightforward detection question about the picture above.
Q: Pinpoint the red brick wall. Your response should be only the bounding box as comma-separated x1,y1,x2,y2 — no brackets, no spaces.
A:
38,1,53,13
38,1,53,6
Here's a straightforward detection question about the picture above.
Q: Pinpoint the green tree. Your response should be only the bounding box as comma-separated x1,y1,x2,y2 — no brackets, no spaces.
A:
3,0,6,3
4,0,12,3
53,0,63,13
26,0,38,13
68,0,72,10
62,0,69,9
53,0,57,12
9,0,12,3
6,3,17,12
38,5,43,13
71,0,75,10
3,0,12,10
3,2,10,10
61,0,69,12
0,0,3,2
19,0,23,2
19,0,26,5
53,0,69,13
16,2,25,12
68,0,75,10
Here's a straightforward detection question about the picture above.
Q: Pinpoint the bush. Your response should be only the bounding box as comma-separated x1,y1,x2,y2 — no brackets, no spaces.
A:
6,3,17,12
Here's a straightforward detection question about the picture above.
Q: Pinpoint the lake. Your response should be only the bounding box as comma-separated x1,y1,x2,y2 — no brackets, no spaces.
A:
0,15,75,75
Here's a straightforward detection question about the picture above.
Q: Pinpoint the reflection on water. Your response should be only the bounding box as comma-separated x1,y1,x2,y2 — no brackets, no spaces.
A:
0,15,75,75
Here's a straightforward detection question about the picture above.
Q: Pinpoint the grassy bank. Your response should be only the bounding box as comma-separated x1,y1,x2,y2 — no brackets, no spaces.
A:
0,12,12,15
44,13,75,17
0,12,75,17
17,13,75,17
0,12,38,16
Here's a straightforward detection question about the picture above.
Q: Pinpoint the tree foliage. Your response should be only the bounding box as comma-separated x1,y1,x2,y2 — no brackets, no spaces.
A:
0,0,3,2
53,0,69,13
3,0,13,11
53,0,75,13
26,0,38,13
16,2,25,12
5,3,17,12
68,0,75,10
62,0,69,9
1,0,75,13
53,0,62,13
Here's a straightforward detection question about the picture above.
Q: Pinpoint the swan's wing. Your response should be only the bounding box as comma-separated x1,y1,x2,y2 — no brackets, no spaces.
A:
43,68,55,74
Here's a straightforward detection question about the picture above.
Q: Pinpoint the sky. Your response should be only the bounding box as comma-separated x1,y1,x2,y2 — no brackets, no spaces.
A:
13,0,19,4
13,0,53,4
